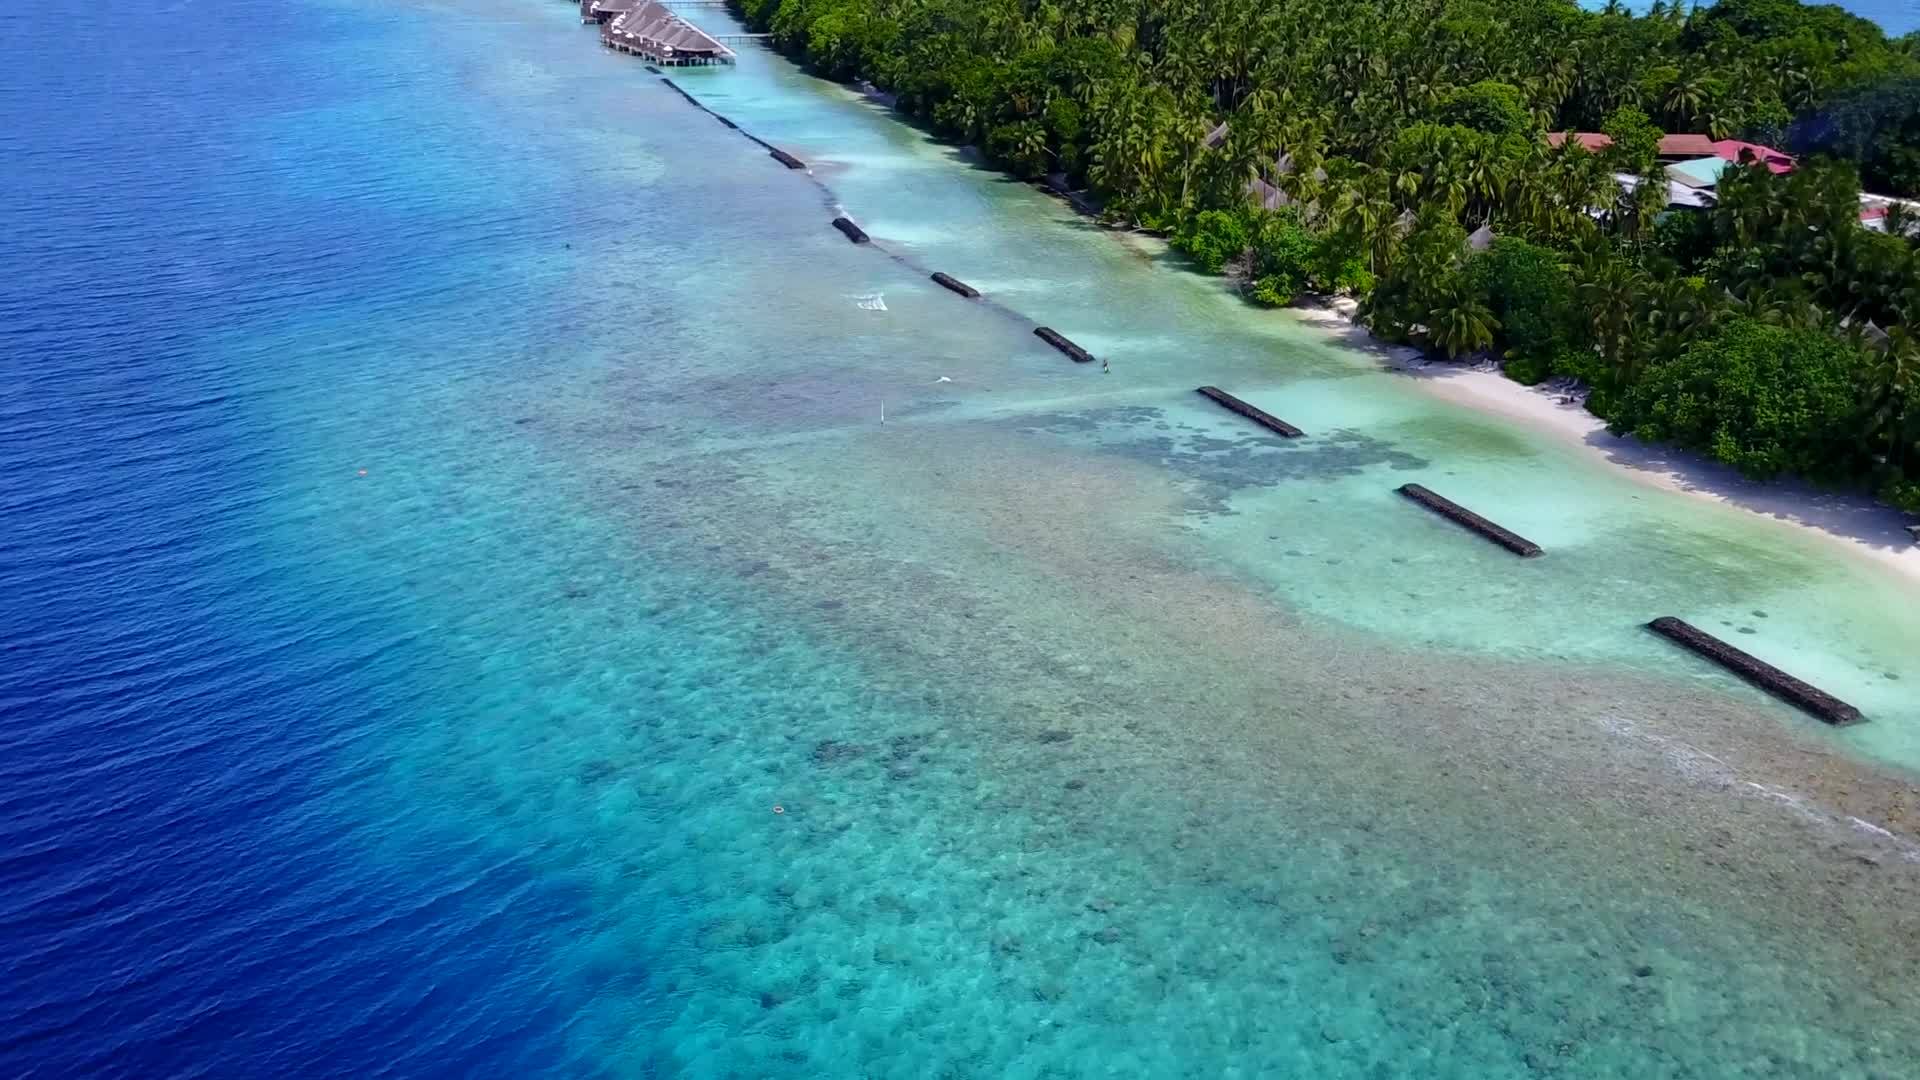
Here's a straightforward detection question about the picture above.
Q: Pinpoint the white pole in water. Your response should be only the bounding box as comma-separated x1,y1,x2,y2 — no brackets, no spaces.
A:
881,400,885,425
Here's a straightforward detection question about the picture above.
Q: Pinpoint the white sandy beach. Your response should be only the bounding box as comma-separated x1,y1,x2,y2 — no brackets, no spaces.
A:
1290,300,1920,589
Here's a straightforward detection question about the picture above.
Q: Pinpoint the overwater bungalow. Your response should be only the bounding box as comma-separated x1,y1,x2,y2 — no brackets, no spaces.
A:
580,0,639,23
599,0,735,65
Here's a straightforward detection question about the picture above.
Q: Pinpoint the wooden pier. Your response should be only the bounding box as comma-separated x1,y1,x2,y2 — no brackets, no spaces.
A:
1647,617,1864,726
594,0,735,65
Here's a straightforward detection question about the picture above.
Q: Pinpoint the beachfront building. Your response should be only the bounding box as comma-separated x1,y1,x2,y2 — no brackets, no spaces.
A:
1547,130,1807,212
598,0,734,65
1860,194,1920,234
1546,131,1795,173
1613,171,1717,210
1653,133,1719,163
1665,156,1732,190
1708,140,1796,174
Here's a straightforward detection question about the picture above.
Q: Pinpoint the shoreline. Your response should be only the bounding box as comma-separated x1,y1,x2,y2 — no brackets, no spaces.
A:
836,57,1920,590
1287,299,1920,587
836,84,1920,591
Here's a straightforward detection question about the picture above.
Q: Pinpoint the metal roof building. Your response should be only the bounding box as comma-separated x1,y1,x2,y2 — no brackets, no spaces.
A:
1666,157,1732,188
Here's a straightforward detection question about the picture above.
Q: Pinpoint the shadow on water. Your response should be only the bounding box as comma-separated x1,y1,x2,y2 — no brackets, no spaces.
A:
1586,427,1920,555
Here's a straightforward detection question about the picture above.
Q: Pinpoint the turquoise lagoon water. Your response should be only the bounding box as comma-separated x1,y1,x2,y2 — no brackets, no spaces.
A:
676,30,1920,761
4,1,1919,1077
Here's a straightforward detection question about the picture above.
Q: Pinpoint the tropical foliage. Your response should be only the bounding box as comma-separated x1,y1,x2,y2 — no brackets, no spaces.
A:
1611,319,1865,478
737,0,1920,509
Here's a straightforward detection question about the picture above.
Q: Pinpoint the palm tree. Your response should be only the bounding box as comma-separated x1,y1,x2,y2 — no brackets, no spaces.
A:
1578,258,1647,385
1663,73,1707,130
1713,162,1786,250
1638,274,1719,362
1328,171,1399,273
1171,105,1217,211
1616,170,1670,245
1458,141,1509,226
1865,328,1920,471
1700,101,1735,141
1012,122,1052,177
1288,130,1330,188
1360,190,1403,272
1427,282,1500,357
1778,61,1815,111
1881,201,1920,242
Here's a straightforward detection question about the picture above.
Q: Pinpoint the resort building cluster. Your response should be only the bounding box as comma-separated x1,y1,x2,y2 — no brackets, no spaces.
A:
1549,130,1911,229
580,0,734,65
1201,118,1912,234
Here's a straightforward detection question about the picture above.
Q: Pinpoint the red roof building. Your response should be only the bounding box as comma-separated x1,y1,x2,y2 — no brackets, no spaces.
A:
1656,134,1717,158
1546,132,1793,174
1710,140,1795,174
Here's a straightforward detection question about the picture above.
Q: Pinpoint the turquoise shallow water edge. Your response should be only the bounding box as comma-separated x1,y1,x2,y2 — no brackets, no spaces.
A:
3,0,1919,1077
663,11,1920,758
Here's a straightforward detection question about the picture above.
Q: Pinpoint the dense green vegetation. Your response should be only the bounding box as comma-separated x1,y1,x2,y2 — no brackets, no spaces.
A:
737,0,1920,510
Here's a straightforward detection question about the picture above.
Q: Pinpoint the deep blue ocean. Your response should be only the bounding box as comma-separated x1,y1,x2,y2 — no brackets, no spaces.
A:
0,3,602,1074
6,1,1920,1077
